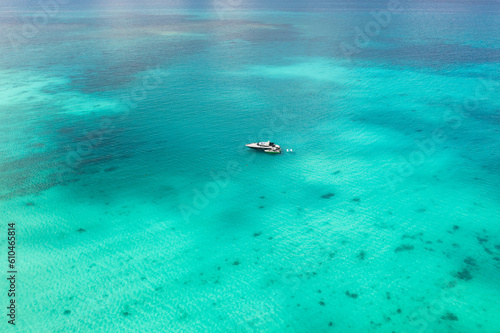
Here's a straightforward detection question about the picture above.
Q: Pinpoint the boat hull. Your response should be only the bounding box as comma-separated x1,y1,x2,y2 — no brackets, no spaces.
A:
246,144,269,150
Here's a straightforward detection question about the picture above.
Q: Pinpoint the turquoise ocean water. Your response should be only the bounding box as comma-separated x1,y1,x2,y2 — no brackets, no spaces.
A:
1,0,500,331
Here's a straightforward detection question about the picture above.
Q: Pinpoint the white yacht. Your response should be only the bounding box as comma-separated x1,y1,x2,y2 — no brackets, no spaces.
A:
246,141,279,150
246,141,281,154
